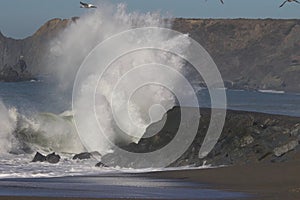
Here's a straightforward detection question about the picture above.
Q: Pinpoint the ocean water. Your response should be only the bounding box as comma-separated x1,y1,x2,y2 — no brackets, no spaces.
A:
0,175,248,199
0,80,299,178
1,81,299,116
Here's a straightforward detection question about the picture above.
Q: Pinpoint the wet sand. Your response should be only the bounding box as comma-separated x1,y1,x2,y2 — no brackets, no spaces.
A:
150,154,300,200
0,153,299,200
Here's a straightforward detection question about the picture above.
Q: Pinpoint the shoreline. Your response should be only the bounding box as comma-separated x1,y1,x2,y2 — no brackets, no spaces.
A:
0,158,300,200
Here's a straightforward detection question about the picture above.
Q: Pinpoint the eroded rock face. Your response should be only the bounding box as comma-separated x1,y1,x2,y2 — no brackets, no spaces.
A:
103,107,300,168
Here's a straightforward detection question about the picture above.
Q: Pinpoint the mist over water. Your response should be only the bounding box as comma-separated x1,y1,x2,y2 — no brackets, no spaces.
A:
48,3,170,90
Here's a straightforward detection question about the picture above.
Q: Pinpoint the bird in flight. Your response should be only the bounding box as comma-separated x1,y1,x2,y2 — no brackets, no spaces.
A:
80,1,97,8
205,0,224,4
279,0,300,7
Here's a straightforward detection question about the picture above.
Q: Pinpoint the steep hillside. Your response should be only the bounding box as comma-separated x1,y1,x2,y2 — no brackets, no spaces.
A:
0,18,299,92
173,18,300,92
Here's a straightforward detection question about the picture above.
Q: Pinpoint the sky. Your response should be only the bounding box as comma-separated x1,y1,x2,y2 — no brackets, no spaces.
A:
0,0,300,39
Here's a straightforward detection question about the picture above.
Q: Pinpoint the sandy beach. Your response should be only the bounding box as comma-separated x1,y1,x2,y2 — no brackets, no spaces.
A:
151,153,300,200
0,152,299,200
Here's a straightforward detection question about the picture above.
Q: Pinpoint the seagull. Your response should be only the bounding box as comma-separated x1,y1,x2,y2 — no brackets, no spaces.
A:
80,1,97,8
279,0,300,7
205,0,224,4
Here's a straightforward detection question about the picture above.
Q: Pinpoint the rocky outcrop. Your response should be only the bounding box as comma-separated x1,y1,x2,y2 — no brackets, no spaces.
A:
45,152,61,164
32,152,61,164
73,152,92,160
0,57,34,81
0,18,75,75
32,152,46,162
95,162,109,168
102,107,300,168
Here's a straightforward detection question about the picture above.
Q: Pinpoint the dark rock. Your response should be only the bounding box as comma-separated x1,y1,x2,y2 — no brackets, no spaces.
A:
117,107,300,168
0,58,34,82
73,152,92,160
45,152,61,164
32,152,46,162
95,162,108,168
0,18,70,76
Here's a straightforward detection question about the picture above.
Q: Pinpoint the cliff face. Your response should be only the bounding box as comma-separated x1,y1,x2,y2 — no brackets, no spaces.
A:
173,19,300,92
0,18,299,92
0,18,72,75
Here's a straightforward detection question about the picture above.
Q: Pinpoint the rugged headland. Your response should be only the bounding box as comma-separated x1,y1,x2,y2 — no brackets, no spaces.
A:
0,18,300,92
100,107,300,168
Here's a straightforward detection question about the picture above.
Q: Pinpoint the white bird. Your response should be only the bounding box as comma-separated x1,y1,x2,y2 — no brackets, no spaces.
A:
279,0,300,7
205,0,224,4
80,1,97,8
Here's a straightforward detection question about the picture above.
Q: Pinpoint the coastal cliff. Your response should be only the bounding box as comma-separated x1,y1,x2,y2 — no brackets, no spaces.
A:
0,18,299,91
173,19,300,92
0,18,75,77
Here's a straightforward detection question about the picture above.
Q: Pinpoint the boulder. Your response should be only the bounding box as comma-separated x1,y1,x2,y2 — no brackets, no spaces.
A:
45,152,61,164
73,152,92,160
32,152,46,162
273,140,299,157
95,162,109,168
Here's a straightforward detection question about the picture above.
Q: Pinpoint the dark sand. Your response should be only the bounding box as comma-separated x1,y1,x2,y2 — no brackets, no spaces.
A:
0,153,299,200
150,153,300,200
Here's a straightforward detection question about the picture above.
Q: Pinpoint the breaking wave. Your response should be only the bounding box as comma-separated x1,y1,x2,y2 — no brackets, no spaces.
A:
0,2,196,159
45,3,191,154
0,100,84,155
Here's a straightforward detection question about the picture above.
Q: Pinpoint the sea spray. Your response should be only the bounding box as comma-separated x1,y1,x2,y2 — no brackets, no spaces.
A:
14,111,84,154
47,3,191,154
48,3,169,90
0,100,18,154
0,100,84,154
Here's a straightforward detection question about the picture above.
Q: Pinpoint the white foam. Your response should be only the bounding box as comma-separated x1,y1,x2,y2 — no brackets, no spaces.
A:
0,153,214,179
258,89,285,94
0,100,18,154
